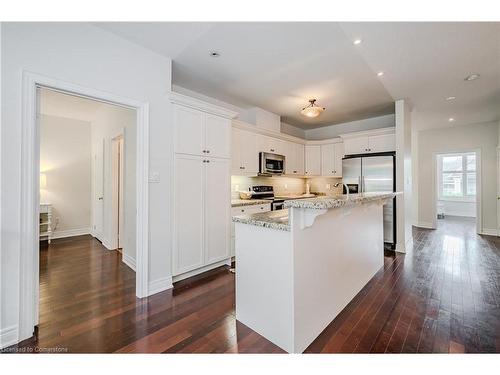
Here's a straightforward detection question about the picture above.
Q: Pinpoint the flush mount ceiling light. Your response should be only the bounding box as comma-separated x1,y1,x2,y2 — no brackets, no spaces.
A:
448,117,455,122
353,38,362,45
464,73,480,81
209,51,220,57
377,71,384,77
446,96,456,101
301,99,325,118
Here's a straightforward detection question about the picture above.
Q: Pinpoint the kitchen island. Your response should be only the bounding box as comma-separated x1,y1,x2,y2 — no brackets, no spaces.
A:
233,192,400,353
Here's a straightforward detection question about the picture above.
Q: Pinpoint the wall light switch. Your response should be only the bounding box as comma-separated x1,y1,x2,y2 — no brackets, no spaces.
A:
284,184,288,190
149,171,160,183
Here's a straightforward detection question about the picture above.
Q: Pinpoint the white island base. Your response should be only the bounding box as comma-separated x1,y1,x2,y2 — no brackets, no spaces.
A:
234,194,395,353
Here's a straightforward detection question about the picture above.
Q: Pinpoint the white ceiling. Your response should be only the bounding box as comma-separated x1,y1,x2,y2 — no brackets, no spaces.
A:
94,22,500,131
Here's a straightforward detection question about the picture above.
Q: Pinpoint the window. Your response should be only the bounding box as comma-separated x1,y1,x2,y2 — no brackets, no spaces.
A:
438,152,476,201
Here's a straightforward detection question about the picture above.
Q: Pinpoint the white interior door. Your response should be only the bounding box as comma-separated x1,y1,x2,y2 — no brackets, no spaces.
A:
93,138,105,241
204,158,230,265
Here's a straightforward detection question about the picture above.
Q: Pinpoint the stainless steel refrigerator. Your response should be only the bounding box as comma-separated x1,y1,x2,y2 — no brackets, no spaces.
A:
342,152,396,248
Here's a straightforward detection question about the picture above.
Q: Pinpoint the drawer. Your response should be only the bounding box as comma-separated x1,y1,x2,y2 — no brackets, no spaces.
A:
231,203,271,216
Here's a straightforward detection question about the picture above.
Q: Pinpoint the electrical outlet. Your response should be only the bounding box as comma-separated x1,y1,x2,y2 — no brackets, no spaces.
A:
234,184,240,192
326,184,331,190
284,184,288,190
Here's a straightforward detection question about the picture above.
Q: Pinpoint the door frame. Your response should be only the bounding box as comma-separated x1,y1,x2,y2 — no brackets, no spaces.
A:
19,71,150,341
431,149,482,233
110,132,124,251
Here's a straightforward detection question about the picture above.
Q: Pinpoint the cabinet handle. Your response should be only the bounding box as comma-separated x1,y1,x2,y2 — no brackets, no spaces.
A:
239,166,244,169
293,170,297,173
260,207,264,210
206,160,210,163
206,150,210,153
202,150,206,153
270,149,275,152
241,209,245,213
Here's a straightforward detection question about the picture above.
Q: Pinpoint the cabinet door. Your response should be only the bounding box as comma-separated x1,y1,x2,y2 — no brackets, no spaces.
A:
334,143,344,177
283,141,294,175
294,143,305,175
205,114,231,159
343,137,369,155
258,135,283,154
174,105,205,156
231,128,242,174
205,158,231,264
321,144,336,176
173,154,204,275
368,134,395,153
240,130,259,175
305,145,321,176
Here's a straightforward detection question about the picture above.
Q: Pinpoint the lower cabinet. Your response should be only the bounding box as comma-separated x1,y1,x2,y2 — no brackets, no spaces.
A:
173,154,231,276
231,203,271,256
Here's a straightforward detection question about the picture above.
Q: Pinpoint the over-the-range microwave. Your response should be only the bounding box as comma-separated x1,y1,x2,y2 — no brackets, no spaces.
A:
259,152,285,176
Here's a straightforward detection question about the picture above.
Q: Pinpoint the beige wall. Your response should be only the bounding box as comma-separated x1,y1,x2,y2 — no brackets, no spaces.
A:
40,114,92,235
417,121,498,231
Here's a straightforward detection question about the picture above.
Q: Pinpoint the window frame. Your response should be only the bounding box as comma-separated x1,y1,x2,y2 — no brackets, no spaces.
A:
437,152,476,202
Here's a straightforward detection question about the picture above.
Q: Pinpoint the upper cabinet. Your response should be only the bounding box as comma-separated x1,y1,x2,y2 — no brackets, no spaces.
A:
320,143,343,177
232,128,259,176
342,128,395,156
305,145,321,176
284,141,305,176
257,134,285,155
173,103,232,159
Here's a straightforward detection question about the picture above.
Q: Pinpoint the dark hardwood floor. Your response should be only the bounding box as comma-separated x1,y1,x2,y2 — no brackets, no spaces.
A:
8,216,500,353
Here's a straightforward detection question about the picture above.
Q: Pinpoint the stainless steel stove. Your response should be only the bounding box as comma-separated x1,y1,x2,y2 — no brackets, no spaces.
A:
250,185,285,211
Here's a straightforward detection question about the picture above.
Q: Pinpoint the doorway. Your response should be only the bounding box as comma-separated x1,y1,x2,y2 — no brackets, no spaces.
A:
18,72,150,342
435,150,481,233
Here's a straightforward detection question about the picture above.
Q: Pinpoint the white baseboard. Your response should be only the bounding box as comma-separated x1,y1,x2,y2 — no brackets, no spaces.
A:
122,253,136,272
0,325,18,350
148,276,173,296
52,227,90,239
172,258,231,283
414,221,436,229
480,228,498,236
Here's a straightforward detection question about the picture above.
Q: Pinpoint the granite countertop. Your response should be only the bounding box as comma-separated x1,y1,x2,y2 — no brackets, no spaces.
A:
232,209,290,232
284,192,400,210
231,199,271,208
274,194,316,200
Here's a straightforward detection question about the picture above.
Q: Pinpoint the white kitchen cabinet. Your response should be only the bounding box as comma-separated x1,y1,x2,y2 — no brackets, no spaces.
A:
321,143,344,177
257,134,285,155
173,154,205,274
173,104,231,158
334,143,344,177
285,141,305,176
231,128,258,175
343,136,369,155
343,133,395,155
230,203,271,256
205,158,231,264
321,144,335,176
305,145,321,176
173,154,231,276
367,133,395,153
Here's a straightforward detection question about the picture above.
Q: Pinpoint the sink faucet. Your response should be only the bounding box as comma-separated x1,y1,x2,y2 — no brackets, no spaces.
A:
334,182,350,198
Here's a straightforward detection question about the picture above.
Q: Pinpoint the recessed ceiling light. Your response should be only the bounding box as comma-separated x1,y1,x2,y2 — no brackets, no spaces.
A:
353,38,362,45
377,71,384,77
464,73,480,81
209,51,220,57
446,96,456,101
448,117,455,122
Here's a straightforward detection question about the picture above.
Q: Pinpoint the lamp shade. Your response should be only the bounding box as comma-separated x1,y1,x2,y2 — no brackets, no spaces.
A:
40,173,47,189
301,99,325,118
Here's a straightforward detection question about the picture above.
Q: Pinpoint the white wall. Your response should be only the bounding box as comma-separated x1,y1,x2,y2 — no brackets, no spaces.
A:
438,200,476,218
90,104,136,265
40,115,92,235
1,22,172,346
417,121,498,232
281,122,306,139
304,114,395,140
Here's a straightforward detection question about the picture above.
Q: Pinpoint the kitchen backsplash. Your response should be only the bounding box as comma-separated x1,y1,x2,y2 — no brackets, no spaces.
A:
231,175,342,199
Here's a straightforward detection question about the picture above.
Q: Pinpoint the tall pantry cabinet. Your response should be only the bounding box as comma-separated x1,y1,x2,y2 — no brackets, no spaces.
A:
170,93,238,279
